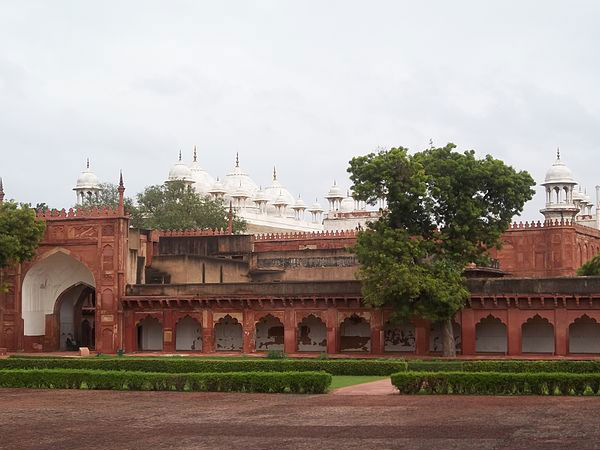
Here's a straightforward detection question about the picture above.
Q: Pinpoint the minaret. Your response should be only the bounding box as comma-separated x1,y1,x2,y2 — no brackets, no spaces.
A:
117,170,125,215
540,148,578,223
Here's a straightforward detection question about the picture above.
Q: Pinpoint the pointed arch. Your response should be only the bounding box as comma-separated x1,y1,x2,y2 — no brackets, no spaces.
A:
255,314,284,351
340,314,371,352
475,315,507,353
175,315,202,351
214,314,242,351
297,314,327,352
522,314,554,353
569,315,600,354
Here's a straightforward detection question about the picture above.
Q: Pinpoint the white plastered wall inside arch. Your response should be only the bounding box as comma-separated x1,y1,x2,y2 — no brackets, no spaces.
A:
21,251,95,336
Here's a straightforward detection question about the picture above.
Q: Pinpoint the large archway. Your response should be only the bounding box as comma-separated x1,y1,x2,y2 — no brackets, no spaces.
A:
569,316,600,354
522,315,554,353
475,315,507,353
255,315,284,351
175,316,202,351
214,315,243,351
21,251,96,351
137,317,163,351
383,321,415,352
340,314,371,352
297,315,327,352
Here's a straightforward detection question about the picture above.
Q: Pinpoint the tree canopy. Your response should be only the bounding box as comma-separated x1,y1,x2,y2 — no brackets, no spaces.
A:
77,182,135,213
348,144,535,355
0,201,46,269
131,181,246,232
577,254,600,276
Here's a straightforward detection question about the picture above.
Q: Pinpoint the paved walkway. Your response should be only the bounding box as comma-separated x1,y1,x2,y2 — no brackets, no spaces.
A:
332,378,396,395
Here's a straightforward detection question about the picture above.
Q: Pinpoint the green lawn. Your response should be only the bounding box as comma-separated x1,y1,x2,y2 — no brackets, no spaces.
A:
329,375,387,390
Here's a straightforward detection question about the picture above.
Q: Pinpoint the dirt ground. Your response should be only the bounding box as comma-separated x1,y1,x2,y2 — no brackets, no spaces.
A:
1,388,600,450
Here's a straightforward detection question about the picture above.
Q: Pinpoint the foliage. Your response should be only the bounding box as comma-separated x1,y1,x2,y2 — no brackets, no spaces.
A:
0,369,331,394
391,371,600,395
404,360,600,373
2,357,408,375
348,144,535,355
76,182,135,213
577,254,600,276
131,181,246,232
266,350,287,359
0,201,46,269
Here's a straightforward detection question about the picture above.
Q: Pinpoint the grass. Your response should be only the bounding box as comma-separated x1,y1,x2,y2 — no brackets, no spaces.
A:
329,375,387,390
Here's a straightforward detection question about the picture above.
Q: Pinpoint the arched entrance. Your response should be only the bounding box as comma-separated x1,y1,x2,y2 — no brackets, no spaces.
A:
21,251,96,351
214,315,242,351
137,317,163,351
522,315,554,354
297,315,327,352
569,316,600,354
175,316,202,351
383,321,415,352
475,315,507,353
255,315,284,351
340,314,371,352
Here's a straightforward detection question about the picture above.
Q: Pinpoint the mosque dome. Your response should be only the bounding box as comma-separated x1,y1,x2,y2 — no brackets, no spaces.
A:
223,153,259,197
293,195,307,210
189,147,215,195
308,199,324,213
264,167,295,213
340,195,355,213
167,151,193,182
232,182,250,200
543,149,575,185
253,186,269,203
326,180,345,199
273,190,290,207
75,159,100,189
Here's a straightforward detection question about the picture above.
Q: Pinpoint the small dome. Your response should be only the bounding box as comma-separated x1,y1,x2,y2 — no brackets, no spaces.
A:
308,199,324,212
340,196,355,212
273,190,289,207
190,147,215,195
325,180,345,199
293,195,307,209
75,160,100,189
223,153,259,198
232,181,250,199
167,152,193,182
253,186,269,203
543,150,575,185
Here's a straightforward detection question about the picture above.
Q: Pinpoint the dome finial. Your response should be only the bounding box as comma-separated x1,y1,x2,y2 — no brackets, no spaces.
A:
557,147,560,160
179,150,182,162
193,145,197,162
235,152,239,167
273,166,277,181
86,158,90,169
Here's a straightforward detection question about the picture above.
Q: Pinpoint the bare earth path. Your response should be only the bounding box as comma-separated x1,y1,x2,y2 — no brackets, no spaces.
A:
1,388,600,450
332,378,396,395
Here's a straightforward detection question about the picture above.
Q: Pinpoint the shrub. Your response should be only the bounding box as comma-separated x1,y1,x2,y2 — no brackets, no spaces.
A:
266,350,286,360
391,371,600,395
405,360,600,374
2,357,406,376
0,369,331,394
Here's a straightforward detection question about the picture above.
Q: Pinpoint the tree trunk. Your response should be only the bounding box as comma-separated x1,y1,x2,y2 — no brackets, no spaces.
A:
441,318,456,357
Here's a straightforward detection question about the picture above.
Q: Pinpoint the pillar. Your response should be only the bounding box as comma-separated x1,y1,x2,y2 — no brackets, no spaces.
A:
414,318,429,356
202,310,214,353
326,307,338,354
507,304,522,356
460,309,476,356
243,309,254,353
283,309,297,354
124,311,136,352
370,309,383,354
555,306,568,356
163,310,174,353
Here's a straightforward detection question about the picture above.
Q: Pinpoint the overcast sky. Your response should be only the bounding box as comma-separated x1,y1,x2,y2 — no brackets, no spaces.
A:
1,1,599,220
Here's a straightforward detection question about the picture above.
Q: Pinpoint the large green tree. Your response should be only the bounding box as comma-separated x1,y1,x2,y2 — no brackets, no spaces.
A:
349,144,535,356
132,181,246,232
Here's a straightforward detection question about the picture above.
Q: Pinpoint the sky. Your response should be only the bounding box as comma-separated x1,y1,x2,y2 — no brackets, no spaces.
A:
1,1,599,221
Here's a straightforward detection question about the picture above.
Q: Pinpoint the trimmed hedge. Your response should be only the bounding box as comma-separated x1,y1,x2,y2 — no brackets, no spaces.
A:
1,357,407,375
391,371,600,395
406,360,600,374
0,369,331,393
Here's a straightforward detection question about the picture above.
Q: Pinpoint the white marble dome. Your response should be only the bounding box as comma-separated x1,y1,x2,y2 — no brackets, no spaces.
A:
543,151,575,185
167,152,193,182
223,154,259,198
190,149,215,195
264,171,295,214
326,180,344,199
75,165,100,189
340,196,355,213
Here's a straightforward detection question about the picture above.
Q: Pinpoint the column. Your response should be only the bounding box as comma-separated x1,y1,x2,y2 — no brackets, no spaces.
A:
506,303,522,356
243,309,255,353
414,318,430,356
283,309,297,354
554,306,568,356
202,310,214,353
460,309,476,356
326,307,338,354
163,310,174,353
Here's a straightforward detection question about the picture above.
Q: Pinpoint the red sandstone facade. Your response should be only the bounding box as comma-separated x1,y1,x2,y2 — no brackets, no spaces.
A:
1,205,600,356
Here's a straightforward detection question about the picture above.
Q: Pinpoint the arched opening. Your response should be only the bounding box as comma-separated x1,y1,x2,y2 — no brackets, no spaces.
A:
554,187,560,204
569,316,600,354
255,315,284,351
137,317,163,351
340,314,371,352
475,315,507,353
383,321,415,352
297,315,327,352
522,315,554,353
429,321,462,353
175,316,202,351
22,251,96,351
214,315,242,351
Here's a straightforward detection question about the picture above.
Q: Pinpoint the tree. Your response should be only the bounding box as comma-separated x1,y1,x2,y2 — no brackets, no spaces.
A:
0,201,46,291
132,181,246,232
577,254,600,276
77,182,135,213
349,144,535,356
